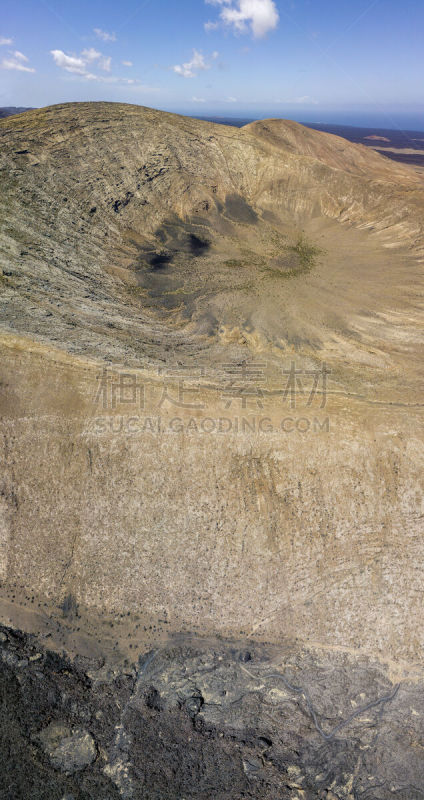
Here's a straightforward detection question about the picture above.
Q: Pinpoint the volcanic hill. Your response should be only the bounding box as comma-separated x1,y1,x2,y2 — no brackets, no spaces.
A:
0,103,423,798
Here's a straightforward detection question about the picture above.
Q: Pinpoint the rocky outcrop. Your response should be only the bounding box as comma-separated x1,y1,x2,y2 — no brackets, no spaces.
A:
37,723,97,774
1,625,423,799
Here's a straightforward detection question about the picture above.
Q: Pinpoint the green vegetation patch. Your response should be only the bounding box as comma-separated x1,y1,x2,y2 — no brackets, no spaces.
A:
223,259,249,269
263,234,324,280
289,234,322,270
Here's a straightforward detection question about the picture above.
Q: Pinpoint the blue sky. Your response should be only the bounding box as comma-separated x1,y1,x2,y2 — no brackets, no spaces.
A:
1,0,423,126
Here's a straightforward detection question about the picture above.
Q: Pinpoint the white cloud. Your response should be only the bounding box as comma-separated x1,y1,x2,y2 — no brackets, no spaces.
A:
0,37,13,46
1,56,35,73
204,20,219,31
99,76,156,87
12,50,29,62
98,55,111,71
81,48,111,71
227,96,237,102
50,49,153,87
173,49,211,78
294,95,318,104
205,0,279,38
192,96,206,102
122,60,133,67
50,44,156,88
1,49,35,72
51,49,87,75
51,48,112,77
81,47,101,62
94,28,116,42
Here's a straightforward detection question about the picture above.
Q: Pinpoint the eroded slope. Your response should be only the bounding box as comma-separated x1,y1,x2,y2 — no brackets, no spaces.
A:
0,103,423,734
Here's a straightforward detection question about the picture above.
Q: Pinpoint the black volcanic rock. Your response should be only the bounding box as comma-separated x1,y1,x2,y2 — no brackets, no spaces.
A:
1,626,423,799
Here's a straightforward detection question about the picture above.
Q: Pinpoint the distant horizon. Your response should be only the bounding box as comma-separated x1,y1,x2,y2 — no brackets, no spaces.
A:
192,109,424,133
3,101,424,134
